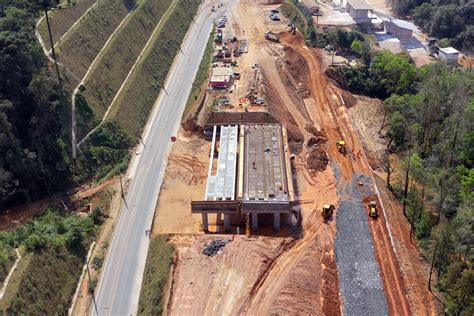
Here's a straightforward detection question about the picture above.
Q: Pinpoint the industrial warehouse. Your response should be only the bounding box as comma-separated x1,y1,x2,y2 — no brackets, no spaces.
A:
191,115,294,233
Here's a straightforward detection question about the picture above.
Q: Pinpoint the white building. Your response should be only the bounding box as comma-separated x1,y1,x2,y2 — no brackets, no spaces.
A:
438,47,459,65
346,0,373,23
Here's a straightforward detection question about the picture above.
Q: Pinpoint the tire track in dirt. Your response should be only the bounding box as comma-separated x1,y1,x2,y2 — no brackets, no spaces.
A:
368,205,411,315
374,175,439,314
240,210,337,315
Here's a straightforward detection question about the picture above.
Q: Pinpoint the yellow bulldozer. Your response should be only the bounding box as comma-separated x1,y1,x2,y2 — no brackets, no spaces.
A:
322,204,335,221
336,140,347,155
368,201,377,218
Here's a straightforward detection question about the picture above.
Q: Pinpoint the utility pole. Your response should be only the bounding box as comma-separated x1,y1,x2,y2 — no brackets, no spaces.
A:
119,175,129,210
316,5,319,27
86,260,99,316
42,0,63,94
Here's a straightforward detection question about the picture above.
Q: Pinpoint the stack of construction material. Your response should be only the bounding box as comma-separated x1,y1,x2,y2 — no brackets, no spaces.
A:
202,239,230,256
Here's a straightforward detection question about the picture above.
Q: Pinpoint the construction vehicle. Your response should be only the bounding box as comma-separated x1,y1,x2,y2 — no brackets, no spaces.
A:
290,24,296,34
265,31,280,42
322,204,335,220
368,201,377,218
336,140,347,155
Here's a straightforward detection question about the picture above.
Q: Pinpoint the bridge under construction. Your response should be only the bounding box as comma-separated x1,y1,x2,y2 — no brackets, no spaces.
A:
191,119,294,233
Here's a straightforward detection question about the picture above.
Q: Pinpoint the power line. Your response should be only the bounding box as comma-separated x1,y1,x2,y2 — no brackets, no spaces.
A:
42,0,63,95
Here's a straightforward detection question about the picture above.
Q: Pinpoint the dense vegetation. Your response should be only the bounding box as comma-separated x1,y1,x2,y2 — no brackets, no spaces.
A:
0,0,71,207
0,205,101,314
334,41,473,313
75,121,132,182
383,65,473,315
336,50,418,99
137,235,174,316
393,0,474,51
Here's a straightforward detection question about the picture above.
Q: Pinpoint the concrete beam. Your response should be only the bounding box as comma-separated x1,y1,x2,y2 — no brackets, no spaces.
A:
274,212,280,232
282,126,294,202
204,125,217,200
224,214,231,232
202,213,209,231
252,213,258,232
237,124,245,199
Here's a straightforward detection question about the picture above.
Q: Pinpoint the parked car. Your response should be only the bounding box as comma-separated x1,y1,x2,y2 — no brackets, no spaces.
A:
217,22,225,28
271,9,279,13
270,15,280,21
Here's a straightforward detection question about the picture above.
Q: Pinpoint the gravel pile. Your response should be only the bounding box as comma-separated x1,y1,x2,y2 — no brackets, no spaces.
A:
202,239,230,257
333,166,388,315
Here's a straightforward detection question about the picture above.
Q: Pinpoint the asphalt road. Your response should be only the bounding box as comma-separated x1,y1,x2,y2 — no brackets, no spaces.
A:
92,1,235,314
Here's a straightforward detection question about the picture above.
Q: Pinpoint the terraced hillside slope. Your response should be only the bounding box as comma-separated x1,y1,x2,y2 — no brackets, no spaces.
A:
38,0,97,51
56,0,137,87
108,0,202,137
79,0,173,129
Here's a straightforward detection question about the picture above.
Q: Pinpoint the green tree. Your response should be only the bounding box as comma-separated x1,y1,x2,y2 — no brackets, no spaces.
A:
445,269,474,315
429,5,464,39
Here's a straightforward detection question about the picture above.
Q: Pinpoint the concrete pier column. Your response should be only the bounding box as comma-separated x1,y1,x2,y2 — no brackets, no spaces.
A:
274,212,280,232
217,213,223,233
224,214,231,232
202,213,209,231
252,213,258,232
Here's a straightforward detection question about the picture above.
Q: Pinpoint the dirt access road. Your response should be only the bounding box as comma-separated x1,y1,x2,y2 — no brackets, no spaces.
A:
279,32,411,315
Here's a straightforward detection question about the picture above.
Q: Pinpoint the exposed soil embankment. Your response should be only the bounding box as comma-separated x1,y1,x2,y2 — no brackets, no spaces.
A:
261,69,304,154
167,235,294,315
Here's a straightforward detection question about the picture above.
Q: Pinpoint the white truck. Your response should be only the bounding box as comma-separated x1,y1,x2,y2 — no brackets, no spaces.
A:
264,31,280,42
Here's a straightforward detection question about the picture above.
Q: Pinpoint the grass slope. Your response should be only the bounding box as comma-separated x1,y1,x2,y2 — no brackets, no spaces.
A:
6,247,83,315
0,253,33,313
38,0,97,51
0,250,16,284
0,207,100,314
56,0,136,86
81,0,173,121
109,0,202,137
183,28,215,121
137,235,174,316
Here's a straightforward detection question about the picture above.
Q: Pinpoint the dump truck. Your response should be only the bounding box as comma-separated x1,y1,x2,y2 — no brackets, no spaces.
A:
336,140,347,155
322,204,335,221
265,31,280,42
368,201,377,218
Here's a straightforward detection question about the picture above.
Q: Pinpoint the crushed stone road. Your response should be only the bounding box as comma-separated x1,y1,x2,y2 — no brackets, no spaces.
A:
333,165,388,315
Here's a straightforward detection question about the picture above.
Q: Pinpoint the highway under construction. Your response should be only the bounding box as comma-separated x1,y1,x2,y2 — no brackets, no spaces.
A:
151,0,438,315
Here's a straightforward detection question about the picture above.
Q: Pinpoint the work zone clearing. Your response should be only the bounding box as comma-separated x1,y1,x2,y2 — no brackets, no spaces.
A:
148,0,437,315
